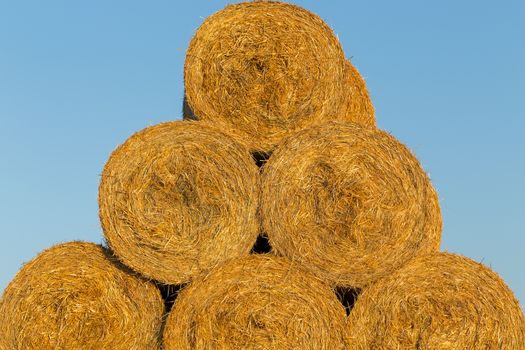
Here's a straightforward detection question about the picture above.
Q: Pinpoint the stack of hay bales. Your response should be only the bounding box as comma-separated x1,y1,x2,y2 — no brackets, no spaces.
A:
1,1,524,349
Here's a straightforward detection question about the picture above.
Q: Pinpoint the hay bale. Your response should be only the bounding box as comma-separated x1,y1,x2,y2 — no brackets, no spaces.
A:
347,253,525,349
184,1,374,152
0,241,164,350
261,121,442,288
163,255,349,349
99,120,260,285
342,60,376,127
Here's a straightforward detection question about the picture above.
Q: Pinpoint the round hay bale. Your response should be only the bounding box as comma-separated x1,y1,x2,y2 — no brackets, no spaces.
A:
261,121,442,288
342,60,376,127
347,253,525,349
163,255,349,349
184,1,373,152
99,120,260,285
0,241,164,350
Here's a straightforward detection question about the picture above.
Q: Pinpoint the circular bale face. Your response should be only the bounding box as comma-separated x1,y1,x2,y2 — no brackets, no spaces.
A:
163,255,349,350
98,121,260,285
261,121,442,288
0,241,164,350
184,1,373,152
347,253,525,349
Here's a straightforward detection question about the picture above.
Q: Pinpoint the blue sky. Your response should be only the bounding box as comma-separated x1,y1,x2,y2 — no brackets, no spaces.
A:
1,1,523,304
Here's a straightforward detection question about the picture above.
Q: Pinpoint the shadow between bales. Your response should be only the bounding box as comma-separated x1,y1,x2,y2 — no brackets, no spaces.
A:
157,283,186,314
157,283,186,349
101,245,151,283
182,95,197,120
250,234,272,254
101,245,185,315
335,287,361,316
252,150,271,169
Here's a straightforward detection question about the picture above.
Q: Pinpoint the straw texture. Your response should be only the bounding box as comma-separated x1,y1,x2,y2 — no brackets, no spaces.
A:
0,241,164,350
342,60,376,127
347,252,525,349
99,120,260,285
261,121,442,288
184,1,374,152
163,255,348,349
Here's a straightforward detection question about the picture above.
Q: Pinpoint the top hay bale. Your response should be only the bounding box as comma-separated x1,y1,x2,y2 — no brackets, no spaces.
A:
99,121,260,285
0,241,164,350
347,253,525,349
184,1,375,152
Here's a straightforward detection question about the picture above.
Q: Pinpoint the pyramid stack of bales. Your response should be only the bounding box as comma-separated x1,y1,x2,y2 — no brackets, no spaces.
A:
1,1,524,349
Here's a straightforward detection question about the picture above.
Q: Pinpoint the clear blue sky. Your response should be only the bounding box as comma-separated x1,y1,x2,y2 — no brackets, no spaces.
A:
1,1,523,303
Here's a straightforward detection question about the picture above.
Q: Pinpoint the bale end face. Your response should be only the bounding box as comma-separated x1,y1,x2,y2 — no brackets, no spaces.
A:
0,241,164,350
184,1,361,152
163,255,349,349
347,253,525,349
261,121,442,288
99,120,260,285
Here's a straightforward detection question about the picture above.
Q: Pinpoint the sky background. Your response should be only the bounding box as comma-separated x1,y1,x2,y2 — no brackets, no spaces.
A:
1,1,523,304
